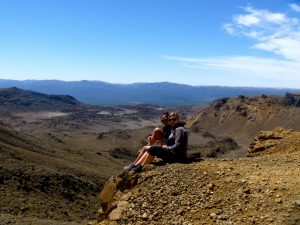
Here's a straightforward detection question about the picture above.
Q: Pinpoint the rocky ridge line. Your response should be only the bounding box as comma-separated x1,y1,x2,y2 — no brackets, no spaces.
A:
186,93,300,146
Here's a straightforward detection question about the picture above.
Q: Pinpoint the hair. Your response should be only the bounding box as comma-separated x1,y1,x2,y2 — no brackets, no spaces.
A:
161,112,169,118
169,112,179,120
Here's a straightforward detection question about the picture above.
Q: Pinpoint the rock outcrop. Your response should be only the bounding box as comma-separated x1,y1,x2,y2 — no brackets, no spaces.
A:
89,128,300,225
248,128,292,154
281,92,300,107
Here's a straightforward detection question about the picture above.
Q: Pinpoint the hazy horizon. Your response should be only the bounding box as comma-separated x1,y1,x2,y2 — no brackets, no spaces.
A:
1,78,300,91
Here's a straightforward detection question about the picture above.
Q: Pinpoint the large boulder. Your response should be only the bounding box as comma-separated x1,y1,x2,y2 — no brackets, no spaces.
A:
98,172,139,223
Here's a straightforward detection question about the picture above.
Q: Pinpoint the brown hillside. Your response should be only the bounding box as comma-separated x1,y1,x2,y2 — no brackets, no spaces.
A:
186,94,300,147
94,128,300,225
0,124,110,224
0,89,198,224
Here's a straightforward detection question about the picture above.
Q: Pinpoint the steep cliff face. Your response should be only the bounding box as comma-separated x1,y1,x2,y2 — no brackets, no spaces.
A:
91,128,300,225
186,94,300,146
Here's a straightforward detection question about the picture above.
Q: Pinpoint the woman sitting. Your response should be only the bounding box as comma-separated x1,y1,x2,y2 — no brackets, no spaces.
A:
127,112,188,173
124,112,171,170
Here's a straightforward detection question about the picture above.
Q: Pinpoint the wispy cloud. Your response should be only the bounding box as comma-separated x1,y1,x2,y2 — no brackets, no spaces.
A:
161,55,300,82
224,5,300,61
290,3,300,13
163,5,300,88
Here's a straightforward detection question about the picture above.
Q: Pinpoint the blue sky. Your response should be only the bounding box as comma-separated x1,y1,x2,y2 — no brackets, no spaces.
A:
1,0,300,88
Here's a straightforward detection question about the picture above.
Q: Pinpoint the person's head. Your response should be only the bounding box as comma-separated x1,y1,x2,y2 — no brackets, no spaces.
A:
168,112,179,126
160,112,169,125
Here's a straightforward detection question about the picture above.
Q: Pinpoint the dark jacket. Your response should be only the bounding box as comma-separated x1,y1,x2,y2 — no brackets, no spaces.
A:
162,125,172,144
165,123,188,158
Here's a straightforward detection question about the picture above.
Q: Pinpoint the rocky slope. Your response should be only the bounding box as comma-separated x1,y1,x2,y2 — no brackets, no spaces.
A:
0,123,107,225
186,93,300,147
93,128,300,225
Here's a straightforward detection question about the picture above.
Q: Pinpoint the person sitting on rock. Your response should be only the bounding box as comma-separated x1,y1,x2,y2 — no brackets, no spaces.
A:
147,112,171,147
124,112,171,170
126,112,188,173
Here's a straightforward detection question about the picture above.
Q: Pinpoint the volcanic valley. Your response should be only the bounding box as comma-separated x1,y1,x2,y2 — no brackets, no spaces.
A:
0,87,299,225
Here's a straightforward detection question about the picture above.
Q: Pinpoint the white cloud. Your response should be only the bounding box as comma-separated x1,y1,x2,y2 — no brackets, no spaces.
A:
235,6,288,26
162,55,300,82
289,3,300,13
254,36,300,60
236,14,260,26
223,23,235,34
226,6,300,61
163,5,300,88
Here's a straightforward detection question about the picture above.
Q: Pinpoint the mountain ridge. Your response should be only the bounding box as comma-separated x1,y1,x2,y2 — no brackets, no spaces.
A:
187,93,300,147
0,79,299,106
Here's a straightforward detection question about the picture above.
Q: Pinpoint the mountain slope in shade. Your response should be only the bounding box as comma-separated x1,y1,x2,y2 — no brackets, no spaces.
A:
0,87,82,111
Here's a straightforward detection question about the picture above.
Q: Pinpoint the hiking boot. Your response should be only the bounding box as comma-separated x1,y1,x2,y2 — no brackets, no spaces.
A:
123,163,136,175
130,164,143,174
123,163,134,171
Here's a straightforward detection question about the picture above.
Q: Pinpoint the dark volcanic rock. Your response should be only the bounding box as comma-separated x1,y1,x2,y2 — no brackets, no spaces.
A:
281,92,300,107
212,97,229,110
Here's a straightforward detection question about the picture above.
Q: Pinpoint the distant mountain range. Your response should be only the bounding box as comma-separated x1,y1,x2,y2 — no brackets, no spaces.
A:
0,79,299,106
